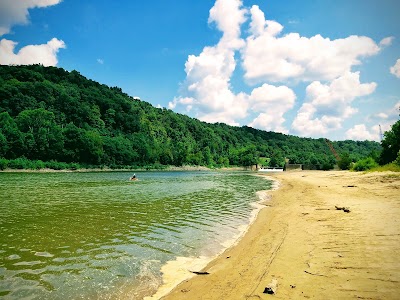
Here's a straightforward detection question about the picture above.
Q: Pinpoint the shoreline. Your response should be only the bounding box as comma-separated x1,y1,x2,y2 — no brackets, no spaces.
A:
161,170,400,299
0,165,252,173
144,174,279,300
0,166,211,173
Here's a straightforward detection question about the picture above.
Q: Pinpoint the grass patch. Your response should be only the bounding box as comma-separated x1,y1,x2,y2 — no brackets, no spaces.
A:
365,163,400,173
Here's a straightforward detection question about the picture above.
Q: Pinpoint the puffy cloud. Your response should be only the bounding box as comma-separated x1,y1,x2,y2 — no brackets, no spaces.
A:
171,43,249,124
172,1,387,138
348,101,400,142
249,113,288,134
292,72,377,137
168,97,195,112
248,84,296,133
242,5,381,83
0,1,65,66
249,84,295,111
390,58,400,78
0,38,66,66
248,5,283,38
97,58,104,64
345,124,378,141
0,0,62,36
377,101,400,133
170,0,249,125
208,0,247,48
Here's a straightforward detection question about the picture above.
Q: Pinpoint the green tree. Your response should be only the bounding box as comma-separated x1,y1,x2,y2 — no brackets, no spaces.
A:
81,130,103,165
63,123,84,162
0,112,24,158
203,146,213,166
338,152,352,170
394,150,400,166
0,132,7,157
353,157,378,171
269,152,285,167
379,120,400,165
0,65,384,169
63,123,103,165
239,146,258,166
103,135,138,165
16,108,64,160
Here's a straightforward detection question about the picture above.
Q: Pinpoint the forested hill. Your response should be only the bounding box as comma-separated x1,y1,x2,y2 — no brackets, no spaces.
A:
0,65,381,169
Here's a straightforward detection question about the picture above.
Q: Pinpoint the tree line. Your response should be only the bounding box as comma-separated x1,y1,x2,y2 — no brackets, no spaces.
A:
0,65,383,170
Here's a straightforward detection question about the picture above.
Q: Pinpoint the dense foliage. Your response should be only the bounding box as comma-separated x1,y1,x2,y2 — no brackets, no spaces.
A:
379,119,400,165
0,65,381,169
352,157,379,171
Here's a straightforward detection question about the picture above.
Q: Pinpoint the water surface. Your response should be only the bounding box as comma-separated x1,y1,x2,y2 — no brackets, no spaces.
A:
0,171,271,299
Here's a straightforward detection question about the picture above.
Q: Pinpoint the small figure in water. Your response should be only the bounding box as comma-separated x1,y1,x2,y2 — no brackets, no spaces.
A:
130,174,137,181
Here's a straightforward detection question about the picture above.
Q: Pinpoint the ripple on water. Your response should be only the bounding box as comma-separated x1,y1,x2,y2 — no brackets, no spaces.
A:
13,261,44,266
34,252,54,258
52,257,66,263
0,171,272,300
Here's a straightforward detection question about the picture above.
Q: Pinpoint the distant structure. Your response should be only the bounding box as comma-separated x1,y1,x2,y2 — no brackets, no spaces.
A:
133,96,141,101
379,125,383,142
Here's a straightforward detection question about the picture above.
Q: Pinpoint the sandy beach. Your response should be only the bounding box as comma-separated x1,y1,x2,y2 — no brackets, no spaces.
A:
161,170,400,300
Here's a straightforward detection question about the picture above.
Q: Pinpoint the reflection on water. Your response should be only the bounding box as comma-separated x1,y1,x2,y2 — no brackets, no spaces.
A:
0,171,271,299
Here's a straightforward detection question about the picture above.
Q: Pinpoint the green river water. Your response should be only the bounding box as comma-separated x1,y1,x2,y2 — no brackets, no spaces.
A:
0,171,271,299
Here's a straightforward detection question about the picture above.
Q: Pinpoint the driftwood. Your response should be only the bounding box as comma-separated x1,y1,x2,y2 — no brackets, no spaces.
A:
335,206,351,213
304,270,327,277
263,279,278,294
189,270,210,275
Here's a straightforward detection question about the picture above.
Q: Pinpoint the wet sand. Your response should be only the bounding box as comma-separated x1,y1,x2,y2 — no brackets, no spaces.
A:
161,171,400,300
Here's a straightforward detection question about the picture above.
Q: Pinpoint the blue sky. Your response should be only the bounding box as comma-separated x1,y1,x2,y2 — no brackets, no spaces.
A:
1,0,399,141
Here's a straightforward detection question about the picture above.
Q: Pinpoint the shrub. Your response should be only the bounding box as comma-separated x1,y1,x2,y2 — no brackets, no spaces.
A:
394,150,400,166
45,160,68,170
68,163,80,170
338,152,352,170
367,162,400,172
8,157,33,169
352,157,378,171
321,162,334,170
0,158,8,170
32,160,45,170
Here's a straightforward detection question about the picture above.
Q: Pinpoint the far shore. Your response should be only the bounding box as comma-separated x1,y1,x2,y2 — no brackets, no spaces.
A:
0,166,211,173
160,170,400,299
0,165,253,173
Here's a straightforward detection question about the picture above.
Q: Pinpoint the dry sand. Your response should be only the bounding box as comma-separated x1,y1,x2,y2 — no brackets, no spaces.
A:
161,170,400,300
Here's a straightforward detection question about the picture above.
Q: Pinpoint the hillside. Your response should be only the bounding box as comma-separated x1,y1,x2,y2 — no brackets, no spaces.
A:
0,65,381,169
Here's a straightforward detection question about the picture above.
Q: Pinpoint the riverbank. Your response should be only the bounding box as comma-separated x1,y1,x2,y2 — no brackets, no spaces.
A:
0,165,212,173
161,170,400,299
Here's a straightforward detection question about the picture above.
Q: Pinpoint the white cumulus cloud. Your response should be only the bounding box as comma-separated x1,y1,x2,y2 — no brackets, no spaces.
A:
169,0,249,126
351,101,400,142
390,58,400,78
0,38,66,66
242,5,382,84
248,84,296,133
0,0,65,66
208,0,247,48
345,124,378,141
292,72,377,137
172,1,386,138
0,0,62,36
377,101,400,133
